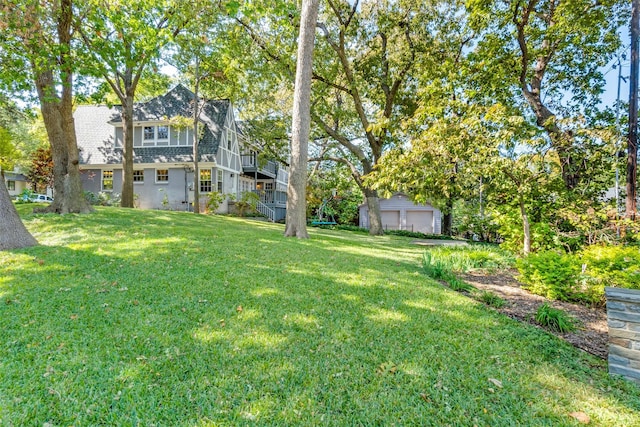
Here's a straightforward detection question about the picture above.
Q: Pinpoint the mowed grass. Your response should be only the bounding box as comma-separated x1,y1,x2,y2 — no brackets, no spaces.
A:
1,207,639,426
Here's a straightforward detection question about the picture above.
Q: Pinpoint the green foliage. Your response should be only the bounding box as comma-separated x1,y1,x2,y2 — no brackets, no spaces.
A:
517,252,581,302
422,252,476,293
478,291,506,309
310,223,369,233
232,191,260,217
447,276,476,293
204,191,225,213
493,208,561,254
535,304,577,333
385,229,456,240
422,251,449,280
84,191,121,207
424,245,515,273
580,245,640,290
452,199,501,243
2,207,640,425
14,188,35,203
518,245,640,306
306,165,363,225
25,146,53,193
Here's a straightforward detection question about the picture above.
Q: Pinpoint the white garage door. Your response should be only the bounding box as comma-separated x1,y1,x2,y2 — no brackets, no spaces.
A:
380,210,400,230
407,210,433,234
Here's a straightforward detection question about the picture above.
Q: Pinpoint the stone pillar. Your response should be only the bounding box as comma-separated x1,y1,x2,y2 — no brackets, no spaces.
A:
605,287,640,385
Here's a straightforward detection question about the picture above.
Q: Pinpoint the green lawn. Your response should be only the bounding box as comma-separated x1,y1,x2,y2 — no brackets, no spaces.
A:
1,207,639,426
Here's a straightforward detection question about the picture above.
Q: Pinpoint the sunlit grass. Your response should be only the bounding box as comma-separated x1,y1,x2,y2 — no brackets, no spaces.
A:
0,206,638,426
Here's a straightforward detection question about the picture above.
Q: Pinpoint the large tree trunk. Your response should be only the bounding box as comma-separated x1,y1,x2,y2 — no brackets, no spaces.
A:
442,196,454,236
627,0,639,221
0,171,37,250
30,0,92,215
284,0,319,238
120,94,135,208
364,188,384,236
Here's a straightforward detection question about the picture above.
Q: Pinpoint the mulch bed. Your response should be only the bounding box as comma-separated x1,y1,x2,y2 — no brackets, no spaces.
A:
458,269,608,359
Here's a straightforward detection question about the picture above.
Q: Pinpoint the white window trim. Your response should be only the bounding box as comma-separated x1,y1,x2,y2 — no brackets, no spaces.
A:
155,168,169,184
217,169,223,193
200,169,213,193
102,170,114,192
133,170,144,184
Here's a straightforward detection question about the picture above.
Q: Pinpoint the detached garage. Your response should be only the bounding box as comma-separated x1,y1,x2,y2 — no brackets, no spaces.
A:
359,193,442,235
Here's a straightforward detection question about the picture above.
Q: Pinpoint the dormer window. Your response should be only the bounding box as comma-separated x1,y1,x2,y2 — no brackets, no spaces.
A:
138,124,171,147
143,126,155,141
158,125,169,139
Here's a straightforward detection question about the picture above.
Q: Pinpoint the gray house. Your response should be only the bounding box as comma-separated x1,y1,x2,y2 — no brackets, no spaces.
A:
74,85,288,219
359,193,442,234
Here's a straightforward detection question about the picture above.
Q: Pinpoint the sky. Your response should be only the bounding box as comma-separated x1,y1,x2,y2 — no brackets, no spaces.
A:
601,28,631,115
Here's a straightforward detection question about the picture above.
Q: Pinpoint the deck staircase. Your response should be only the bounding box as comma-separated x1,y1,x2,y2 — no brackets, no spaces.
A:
256,201,276,222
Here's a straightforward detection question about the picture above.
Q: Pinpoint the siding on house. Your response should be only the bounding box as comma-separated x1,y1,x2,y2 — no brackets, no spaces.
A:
74,85,245,212
3,171,29,197
359,193,442,235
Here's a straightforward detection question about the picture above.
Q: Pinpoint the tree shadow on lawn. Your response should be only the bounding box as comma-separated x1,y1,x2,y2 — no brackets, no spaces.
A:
1,222,639,425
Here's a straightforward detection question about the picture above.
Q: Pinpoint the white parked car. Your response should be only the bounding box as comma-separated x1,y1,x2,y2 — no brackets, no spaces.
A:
30,194,54,203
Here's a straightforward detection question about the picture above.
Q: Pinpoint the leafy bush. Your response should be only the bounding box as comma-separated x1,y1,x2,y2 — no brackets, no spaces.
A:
580,245,640,290
14,189,36,203
233,191,260,217
478,291,506,308
84,191,121,207
204,191,225,213
535,303,576,333
516,251,583,302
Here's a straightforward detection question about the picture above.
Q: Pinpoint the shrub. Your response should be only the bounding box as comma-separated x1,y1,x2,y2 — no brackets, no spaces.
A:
535,303,576,333
15,189,36,203
478,291,506,308
580,245,640,290
233,191,260,217
516,251,582,302
84,191,121,206
204,191,225,213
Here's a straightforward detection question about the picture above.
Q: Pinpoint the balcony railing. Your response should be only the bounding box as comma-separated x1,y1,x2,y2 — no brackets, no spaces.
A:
253,189,286,205
241,155,277,176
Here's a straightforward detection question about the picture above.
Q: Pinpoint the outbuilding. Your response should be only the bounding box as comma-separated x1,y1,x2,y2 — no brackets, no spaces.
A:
359,193,442,234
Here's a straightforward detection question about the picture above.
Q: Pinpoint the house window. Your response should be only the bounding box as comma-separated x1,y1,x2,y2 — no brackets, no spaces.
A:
156,169,169,183
102,170,113,191
141,125,171,147
133,170,144,183
265,182,274,190
7,180,15,191
157,125,169,140
227,129,232,150
217,170,223,192
200,169,212,193
143,126,155,141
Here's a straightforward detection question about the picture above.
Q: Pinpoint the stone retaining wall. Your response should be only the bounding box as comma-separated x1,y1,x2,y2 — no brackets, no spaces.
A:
605,286,640,385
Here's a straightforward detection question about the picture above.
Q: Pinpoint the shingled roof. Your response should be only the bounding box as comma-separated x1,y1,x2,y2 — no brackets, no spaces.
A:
75,84,231,165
